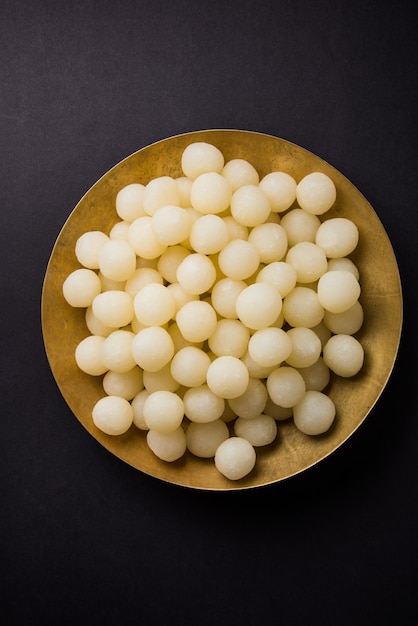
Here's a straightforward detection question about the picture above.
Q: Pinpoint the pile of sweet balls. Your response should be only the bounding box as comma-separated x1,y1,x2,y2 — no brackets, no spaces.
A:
62,141,364,481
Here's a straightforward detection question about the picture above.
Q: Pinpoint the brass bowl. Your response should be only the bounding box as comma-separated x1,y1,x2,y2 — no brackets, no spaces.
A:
41,130,403,490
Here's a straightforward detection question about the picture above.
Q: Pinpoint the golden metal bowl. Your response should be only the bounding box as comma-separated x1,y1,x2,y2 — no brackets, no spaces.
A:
41,130,402,490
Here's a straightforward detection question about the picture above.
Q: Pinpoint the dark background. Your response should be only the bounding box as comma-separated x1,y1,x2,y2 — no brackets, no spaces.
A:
2,1,417,624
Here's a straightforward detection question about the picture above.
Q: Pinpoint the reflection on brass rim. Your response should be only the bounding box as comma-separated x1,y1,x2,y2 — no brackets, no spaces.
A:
41,130,403,490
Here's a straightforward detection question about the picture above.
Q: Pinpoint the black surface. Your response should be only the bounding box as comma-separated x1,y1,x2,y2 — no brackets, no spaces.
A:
2,1,418,625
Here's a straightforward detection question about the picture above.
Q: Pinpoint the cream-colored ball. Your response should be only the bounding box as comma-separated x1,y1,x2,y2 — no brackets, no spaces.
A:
92,395,133,435
296,172,336,215
293,390,336,435
214,437,256,480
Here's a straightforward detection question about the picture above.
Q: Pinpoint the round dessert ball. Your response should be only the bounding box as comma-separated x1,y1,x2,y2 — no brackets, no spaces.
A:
142,363,180,393
264,397,293,421
101,329,136,373
189,214,230,254
222,216,249,241
228,377,268,420
109,221,130,241
234,414,277,446
170,346,211,387
128,216,167,259
131,326,175,372
323,334,364,377
266,366,306,408
181,142,225,179
258,171,297,213
327,257,360,280
116,183,146,222
317,270,361,313
315,217,359,258
210,277,247,319
98,272,125,293
296,172,337,215
247,223,288,263
75,335,108,376
63,268,102,308
102,367,144,400
235,283,282,330
208,319,250,358
190,172,232,215
175,176,193,207
280,208,321,246
157,246,191,284
293,390,336,435
75,231,109,269
230,184,271,226
92,395,133,435
143,390,185,433
206,356,250,399
133,282,176,327
298,356,330,392
151,205,192,246
282,286,324,328
147,427,187,462
166,283,198,315
92,290,134,328
222,158,259,191
131,389,150,430
143,176,180,216
256,261,297,298
176,253,217,295
285,327,322,368
248,327,293,368
183,384,225,423
98,239,137,282
214,437,256,480
286,241,328,283
186,420,229,458
218,239,260,281
240,350,276,380
323,300,364,335
85,306,114,337
175,300,217,343
124,267,163,298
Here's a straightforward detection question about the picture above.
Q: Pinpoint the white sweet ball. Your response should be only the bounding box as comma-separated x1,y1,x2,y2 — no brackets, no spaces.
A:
85,306,115,337
75,335,108,376
240,351,276,379
133,283,176,327
327,257,360,280
297,357,330,392
131,389,150,430
235,283,282,330
63,268,102,308
92,395,133,435
124,267,163,298
234,414,277,446
266,366,306,408
175,176,193,207
75,231,109,269
116,183,146,222
101,329,136,373
214,437,256,480
222,216,249,241
190,172,232,215
210,277,247,319
189,214,230,254
157,246,191,284
282,286,324,328
208,319,250,358
256,262,297,298
181,142,225,179
186,420,229,458
166,283,199,315
230,184,271,226
176,300,218,343
102,367,144,400
151,205,192,245
92,290,134,328
248,327,293,368
293,390,336,435
247,223,288,263
176,253,217,295
285,327,322,368
98,239,137,282
109,221,130,241
323,334,364,377
143,390,185,433
131,326,175,372
98,272,125,293
142,176,180,216
167,322,203,352
142,363,180,393
222,158,259,191
206,356,249,399
218,239,260,281
258,171,297,213
317,270,361,313
324,300,364,335
228,377,268,419
170,346,211,387
280,208,321,246
286,242,328,283
264,397,293,421
128,216,167,259
183,384,225,423
147,427,187,462
296,172,337,215
315,217,359,258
